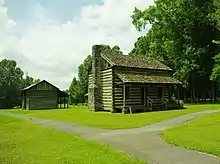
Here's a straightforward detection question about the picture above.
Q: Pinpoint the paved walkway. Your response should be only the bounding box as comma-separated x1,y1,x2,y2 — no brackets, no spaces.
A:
4,110,220,164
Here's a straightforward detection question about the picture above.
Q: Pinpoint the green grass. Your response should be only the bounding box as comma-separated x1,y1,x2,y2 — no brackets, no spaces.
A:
2,104,220,129
0,115,143,164
161,112,220,157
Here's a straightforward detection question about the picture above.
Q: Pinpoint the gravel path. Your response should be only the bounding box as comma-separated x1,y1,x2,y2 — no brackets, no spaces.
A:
4,110,220,164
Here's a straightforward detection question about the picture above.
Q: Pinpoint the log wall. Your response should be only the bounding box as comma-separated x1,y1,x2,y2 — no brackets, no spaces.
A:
28,90,58,109
100,69,113,111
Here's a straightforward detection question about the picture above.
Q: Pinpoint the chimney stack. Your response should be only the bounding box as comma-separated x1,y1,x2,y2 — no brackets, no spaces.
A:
88,45,103,111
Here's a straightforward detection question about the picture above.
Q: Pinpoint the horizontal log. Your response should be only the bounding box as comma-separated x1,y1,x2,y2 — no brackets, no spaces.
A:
101,91,113,94
101,76,112,80
102,87,113,90
115,99,140,103
114,103,123,106
101,85,113,88
102,104,113,108
101,69,112,73
102,108,113,111
114,88,123,91
114,94,123,97
114,90,123,93
102,98,113,102
102,97,113,100
101,76,112,81
101,84,112,87
101,72,112,76
101,79,112,83
129,92,140,94
101,78,112,81
126,102,141,105
102,92,112,95
101,73,112,78
114,96,123,99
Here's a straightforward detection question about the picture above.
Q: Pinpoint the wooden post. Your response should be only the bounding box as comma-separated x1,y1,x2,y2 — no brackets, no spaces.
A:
64,98,65,108
123,83,126,107
122,83,126,113
67,98,69,108
59,98,61,108
144,86,147,111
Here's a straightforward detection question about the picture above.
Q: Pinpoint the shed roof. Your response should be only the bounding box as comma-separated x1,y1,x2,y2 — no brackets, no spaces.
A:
21,80,69,97
116,71,181,84
22,80,60,91
102,53,172,71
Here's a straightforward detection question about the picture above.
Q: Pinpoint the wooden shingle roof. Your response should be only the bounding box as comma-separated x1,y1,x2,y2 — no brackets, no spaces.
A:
116,71,181,84
102,53,172,71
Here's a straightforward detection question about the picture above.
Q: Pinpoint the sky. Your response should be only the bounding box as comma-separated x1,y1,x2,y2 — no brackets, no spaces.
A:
0,0,154,90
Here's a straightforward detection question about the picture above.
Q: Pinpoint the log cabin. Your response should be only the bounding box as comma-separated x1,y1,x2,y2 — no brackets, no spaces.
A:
21,80,69,110
88,45,182,113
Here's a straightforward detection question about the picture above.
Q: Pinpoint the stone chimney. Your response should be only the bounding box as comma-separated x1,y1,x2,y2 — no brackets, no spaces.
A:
88,45,102,111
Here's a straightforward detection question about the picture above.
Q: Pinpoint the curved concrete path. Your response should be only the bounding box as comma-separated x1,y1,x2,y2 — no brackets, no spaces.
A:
4,110,220,164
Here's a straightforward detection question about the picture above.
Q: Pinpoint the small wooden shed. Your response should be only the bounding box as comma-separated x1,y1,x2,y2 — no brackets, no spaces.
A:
21,80,69,110
88,45,182,113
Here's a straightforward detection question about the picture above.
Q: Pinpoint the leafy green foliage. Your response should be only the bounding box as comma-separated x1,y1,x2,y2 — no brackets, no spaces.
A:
0,59,40,109
131,0,220,101
0,59,24,108
210,0,220,83
78,55,92,99
211,53,220,81
69,77,84,104
22,75,40,88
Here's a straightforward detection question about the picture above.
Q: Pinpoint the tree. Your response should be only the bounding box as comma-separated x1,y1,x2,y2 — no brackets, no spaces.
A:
111,45,123,54
131,0,220,102
0,59,24,108
78,55,92,99
210,0,220,84
22,75,40,88
68,77,84,104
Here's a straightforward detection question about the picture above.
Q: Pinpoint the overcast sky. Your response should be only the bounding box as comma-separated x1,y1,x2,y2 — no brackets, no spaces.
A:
0,0,154,90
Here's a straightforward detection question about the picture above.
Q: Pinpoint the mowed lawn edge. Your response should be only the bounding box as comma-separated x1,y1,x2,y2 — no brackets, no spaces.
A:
0,115,144,164
1,104,220,129
161,112,220,157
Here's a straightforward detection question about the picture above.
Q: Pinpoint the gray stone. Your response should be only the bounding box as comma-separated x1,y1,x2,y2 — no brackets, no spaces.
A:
88,45,103,111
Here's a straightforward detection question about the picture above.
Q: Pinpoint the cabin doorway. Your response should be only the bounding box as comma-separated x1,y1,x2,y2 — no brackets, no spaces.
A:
140,87,147,107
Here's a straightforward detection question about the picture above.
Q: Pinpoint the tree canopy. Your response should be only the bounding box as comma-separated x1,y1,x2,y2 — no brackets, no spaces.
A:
0,59,41,109
131,0,220,102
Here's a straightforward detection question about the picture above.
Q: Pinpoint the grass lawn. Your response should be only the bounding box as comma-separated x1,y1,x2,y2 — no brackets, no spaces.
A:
161,112,220,157
1,104,220,129
0,115,143,164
